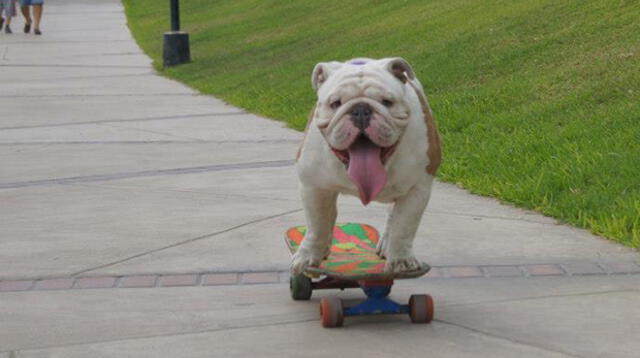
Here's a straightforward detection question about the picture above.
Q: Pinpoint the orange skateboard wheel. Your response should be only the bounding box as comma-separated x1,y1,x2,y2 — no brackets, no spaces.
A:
320,297,344,327
409,294,434,323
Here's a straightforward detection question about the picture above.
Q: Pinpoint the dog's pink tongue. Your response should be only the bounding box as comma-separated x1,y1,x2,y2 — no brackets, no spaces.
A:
347,138,387,205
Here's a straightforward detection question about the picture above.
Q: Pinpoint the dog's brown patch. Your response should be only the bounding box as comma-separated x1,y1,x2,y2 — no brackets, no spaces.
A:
408,82,442,176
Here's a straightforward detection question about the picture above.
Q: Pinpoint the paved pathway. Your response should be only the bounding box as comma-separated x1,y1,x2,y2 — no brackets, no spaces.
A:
1,0,639,357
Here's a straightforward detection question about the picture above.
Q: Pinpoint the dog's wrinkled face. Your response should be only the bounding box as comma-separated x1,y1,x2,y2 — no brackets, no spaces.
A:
311,58,415,204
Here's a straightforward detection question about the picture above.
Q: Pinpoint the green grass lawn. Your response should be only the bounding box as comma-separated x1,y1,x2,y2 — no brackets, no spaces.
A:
123,0,640,248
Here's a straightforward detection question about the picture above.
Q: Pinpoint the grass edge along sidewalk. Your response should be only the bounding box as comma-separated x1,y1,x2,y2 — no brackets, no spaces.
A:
123,0,640,248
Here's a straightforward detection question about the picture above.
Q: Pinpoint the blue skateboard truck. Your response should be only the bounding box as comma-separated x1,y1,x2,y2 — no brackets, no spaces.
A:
291,275,434,328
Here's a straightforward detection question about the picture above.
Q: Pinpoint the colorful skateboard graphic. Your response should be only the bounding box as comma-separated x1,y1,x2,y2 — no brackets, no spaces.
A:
285,223,434,327
285,223,430,280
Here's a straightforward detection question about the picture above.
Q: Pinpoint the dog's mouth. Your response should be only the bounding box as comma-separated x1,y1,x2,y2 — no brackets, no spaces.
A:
331,136,398,167
331,136,398,205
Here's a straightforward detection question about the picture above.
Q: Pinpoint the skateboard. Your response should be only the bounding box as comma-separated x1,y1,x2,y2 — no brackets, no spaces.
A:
285,222,434,327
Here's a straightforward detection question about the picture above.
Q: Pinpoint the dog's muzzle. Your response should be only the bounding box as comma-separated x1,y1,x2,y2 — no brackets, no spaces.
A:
350,103,373,132
329,102,399,205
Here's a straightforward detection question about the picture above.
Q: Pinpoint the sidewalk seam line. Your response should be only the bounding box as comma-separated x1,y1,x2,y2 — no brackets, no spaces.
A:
0,159,296,190
435,319,583,358
69,208,303,276
0,318,318,353
0,111,246,131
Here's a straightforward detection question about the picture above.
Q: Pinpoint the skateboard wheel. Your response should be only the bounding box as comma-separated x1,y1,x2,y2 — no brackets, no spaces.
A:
409,294,434,323
319,297,344,328
290,274,312,300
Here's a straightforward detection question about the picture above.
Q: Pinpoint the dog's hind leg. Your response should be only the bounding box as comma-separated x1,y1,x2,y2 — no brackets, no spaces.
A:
291,187,338,274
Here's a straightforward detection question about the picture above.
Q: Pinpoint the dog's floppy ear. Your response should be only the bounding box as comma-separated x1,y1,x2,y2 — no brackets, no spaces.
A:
384,57,416,84
311,61,343,91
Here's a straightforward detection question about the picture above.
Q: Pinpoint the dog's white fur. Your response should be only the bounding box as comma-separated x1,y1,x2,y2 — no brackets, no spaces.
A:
293,57,441,274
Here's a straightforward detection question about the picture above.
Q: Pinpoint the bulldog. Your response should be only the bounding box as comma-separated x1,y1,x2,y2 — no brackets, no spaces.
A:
293,57,441,274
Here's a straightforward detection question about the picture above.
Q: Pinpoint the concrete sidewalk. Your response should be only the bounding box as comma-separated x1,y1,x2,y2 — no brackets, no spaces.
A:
1,0,638,356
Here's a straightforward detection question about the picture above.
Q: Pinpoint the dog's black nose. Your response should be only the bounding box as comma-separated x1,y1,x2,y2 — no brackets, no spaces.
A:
350,103,373,131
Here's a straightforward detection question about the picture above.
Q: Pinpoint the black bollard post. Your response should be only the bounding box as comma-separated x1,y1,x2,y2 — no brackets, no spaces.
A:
170,0,180,31
163,0,190,67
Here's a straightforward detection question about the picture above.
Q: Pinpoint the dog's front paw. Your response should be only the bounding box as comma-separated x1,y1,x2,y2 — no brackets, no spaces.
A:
290,248,325,274
385,255,421,273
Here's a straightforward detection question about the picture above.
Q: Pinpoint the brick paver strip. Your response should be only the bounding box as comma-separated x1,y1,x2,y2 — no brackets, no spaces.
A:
278,271,291,283
2,262,640,293
75,277,117,289
561,263,606,276
0,280,34,292
242,272,280,284
601,262,640,274
158,274,198,287
36,278,75,290
483,265,523,277
424,267,443,278
119,275,158,288
445,266,484,278
202,273,238,286
159,274,199,287
524,264,565,276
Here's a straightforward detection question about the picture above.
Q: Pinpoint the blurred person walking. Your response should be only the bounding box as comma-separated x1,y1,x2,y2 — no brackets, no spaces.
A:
20,0,42,35
0,0,17,34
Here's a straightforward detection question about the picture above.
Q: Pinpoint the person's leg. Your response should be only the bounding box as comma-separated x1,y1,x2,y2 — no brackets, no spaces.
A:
2,0,13,33
33,3,41,34
20,6,31,24
20,0,31,32
0,0,8,29
4,14,11,33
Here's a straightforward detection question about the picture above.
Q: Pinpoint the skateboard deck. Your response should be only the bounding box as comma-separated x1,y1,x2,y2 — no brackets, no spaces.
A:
285,223,430,281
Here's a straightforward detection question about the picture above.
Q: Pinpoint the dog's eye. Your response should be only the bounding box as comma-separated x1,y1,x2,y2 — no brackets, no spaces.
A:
382,99,394,107
330,100,342,110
